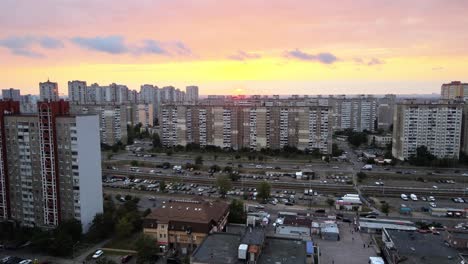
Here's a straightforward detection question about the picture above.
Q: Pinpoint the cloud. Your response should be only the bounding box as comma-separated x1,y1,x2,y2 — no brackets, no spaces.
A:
173,41,192,56
285,49,338,64
139,39,168,54
38,36,64,49
354,57,385,66
432,66,444,71
71,35,128,54
71,36,191,56
228,50,261,61
0,35,63,58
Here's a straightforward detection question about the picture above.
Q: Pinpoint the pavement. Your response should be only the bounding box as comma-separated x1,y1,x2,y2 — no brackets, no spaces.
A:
317,222,377,264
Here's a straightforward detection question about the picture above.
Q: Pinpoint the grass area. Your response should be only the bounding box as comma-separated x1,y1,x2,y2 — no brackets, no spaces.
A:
103,232,141,251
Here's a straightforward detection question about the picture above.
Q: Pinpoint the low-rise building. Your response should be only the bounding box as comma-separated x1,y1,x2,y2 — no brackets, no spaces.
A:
382,229,462,264
359,218,416,234
320,222,340,241
446,228,468,249
143,199,229,253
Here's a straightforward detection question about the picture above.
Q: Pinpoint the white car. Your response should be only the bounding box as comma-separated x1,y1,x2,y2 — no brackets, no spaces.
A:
92,249,104,259
429,202,437,208
400,194,408,201
428,196,436,202
19,260,33,264
332,166,339,169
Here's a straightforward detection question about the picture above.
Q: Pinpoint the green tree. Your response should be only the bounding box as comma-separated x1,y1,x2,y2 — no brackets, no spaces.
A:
116,217,133,238
357,172,367,183
228,172,240,182
159,180,166,192
326,198,335,207
223,166,233,173
130,160,139,167
216,175,232,197
210,164,221,173
152,133,162,149
381,203,390,216
195,155,204,165
257,181,271,202
228,199,246,224
235,154,241,160
347,132,368,147
135,235,158,264
331,143,343,157
408,145,436,166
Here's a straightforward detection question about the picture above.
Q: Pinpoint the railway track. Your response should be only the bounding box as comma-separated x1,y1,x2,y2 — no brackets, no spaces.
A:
360,185,468,198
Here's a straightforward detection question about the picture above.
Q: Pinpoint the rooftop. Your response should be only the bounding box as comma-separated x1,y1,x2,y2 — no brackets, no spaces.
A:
386,229,461,264
191,233,243,264
258,237,307,264
145,199,229,224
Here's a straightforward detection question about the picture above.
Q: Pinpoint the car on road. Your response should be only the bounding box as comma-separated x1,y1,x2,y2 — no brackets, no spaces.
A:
428,196,436,202
19,260,33,264
432,185,438,189
429,202,437,208
92,249,104,259
401,194,408,201
410,194,418,201
332,166,339,169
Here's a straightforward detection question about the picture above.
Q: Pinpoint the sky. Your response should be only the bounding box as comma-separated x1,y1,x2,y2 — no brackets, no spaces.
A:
1,0,468,96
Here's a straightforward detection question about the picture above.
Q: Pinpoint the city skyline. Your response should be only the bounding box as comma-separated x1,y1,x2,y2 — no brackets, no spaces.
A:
1,0,468,95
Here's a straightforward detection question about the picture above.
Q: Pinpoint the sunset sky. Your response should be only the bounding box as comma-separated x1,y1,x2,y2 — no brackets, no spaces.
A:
1,0,468,95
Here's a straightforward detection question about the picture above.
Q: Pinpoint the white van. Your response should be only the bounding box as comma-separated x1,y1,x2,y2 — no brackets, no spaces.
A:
410,194,418,201
400,194,408,201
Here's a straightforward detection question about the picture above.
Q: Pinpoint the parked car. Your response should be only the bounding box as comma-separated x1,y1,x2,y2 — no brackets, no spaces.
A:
92,249,104,259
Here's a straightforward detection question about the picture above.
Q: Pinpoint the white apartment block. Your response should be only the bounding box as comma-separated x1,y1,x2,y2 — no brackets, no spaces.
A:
392,100,463,160
135,104,154,127
2,88,21,101
330,95,377,132
68,80,87,104
185,86,199,102
39,80,59,101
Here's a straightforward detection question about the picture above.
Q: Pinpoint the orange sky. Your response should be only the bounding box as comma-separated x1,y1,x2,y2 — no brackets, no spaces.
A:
1,0,467,95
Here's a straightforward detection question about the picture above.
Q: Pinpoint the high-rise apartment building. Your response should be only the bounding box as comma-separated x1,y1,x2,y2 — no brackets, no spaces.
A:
2,88,21,101
441,81,468,101
68,80,87,104
377,94,396,130
159,104,332,154
329,95,377,132
185,86,199,102
392,100,463,160
39,80,59,101
70,103,129,146
0,100,102,231
134,104,154,128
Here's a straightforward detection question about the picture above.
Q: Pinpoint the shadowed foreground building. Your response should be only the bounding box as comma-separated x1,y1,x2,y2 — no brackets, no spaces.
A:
0,100,103,231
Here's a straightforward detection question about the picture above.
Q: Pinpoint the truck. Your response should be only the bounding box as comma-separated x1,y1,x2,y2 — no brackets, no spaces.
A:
362,164,373,170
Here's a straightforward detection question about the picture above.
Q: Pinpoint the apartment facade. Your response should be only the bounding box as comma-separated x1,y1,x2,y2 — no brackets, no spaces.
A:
70,103,129,146
2,89,21,102
377,94,396,130
134,104,154,128
39,80,59,102
441,81,468,101
185,86,199,102
329,95,377,132
392,100,463,160
159,104,332,154
68,80,87,104
0,100,102,231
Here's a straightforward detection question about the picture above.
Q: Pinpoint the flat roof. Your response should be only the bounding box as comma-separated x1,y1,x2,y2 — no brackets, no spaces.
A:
360,222,417,231
386,229,461,264
258,237,306,264
191,233,243,264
